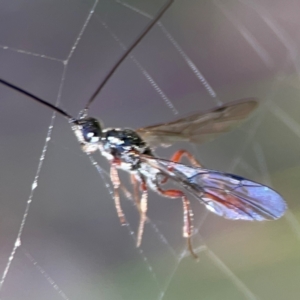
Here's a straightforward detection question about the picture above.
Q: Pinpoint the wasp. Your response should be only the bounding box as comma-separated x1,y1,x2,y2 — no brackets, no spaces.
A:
0,0,286,259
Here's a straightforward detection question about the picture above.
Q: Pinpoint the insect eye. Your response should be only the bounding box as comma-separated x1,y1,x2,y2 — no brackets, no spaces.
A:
79,117,102,143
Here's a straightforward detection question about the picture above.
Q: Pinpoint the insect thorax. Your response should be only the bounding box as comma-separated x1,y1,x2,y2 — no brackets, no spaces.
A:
100,128,153,170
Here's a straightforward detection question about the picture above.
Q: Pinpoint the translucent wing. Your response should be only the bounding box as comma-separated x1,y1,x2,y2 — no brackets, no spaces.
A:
137,98,258,147
142,156,287,221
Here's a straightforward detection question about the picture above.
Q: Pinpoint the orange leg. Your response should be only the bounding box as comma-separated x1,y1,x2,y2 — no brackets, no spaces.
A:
116,176,140,210
136,177,148,248
130,174,149,248
171,149,202,167
160,149,202,184
155,185,198,259
131,174,141,208
110,165,126,225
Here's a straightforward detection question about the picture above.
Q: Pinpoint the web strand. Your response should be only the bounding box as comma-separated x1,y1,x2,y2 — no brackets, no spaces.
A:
116,0,221,105
0,0,99,295
85,0,174,110
98,19,179,115
21,248,70,300
0,65,68,291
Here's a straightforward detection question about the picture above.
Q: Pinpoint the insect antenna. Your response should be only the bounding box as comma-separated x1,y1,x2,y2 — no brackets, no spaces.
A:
0,0,173,121
0,78,74,120
84,0,174,111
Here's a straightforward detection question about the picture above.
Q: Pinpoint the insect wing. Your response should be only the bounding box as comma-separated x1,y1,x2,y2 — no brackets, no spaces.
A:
137,98,258,147
142,156,287,221
188,171,287,221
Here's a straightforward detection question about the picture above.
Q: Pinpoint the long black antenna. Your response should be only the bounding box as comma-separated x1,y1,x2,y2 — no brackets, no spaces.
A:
85,0,174,110
0,78,74,119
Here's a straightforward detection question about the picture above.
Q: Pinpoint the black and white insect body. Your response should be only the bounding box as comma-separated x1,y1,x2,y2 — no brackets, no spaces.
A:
71,109,153,170
101,128,153,171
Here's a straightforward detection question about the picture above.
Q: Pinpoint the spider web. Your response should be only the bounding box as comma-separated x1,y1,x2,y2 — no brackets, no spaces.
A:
0,0,300,299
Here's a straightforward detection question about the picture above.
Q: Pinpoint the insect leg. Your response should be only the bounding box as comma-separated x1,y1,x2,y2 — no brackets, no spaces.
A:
110,165,126,225
170,149,202,167
131,174,141,208
131,174,150,246
136,176,148,248
154,184,198,259
160,149,202,185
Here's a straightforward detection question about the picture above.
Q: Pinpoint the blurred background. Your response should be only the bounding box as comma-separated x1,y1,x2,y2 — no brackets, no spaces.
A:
0,0,299,299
